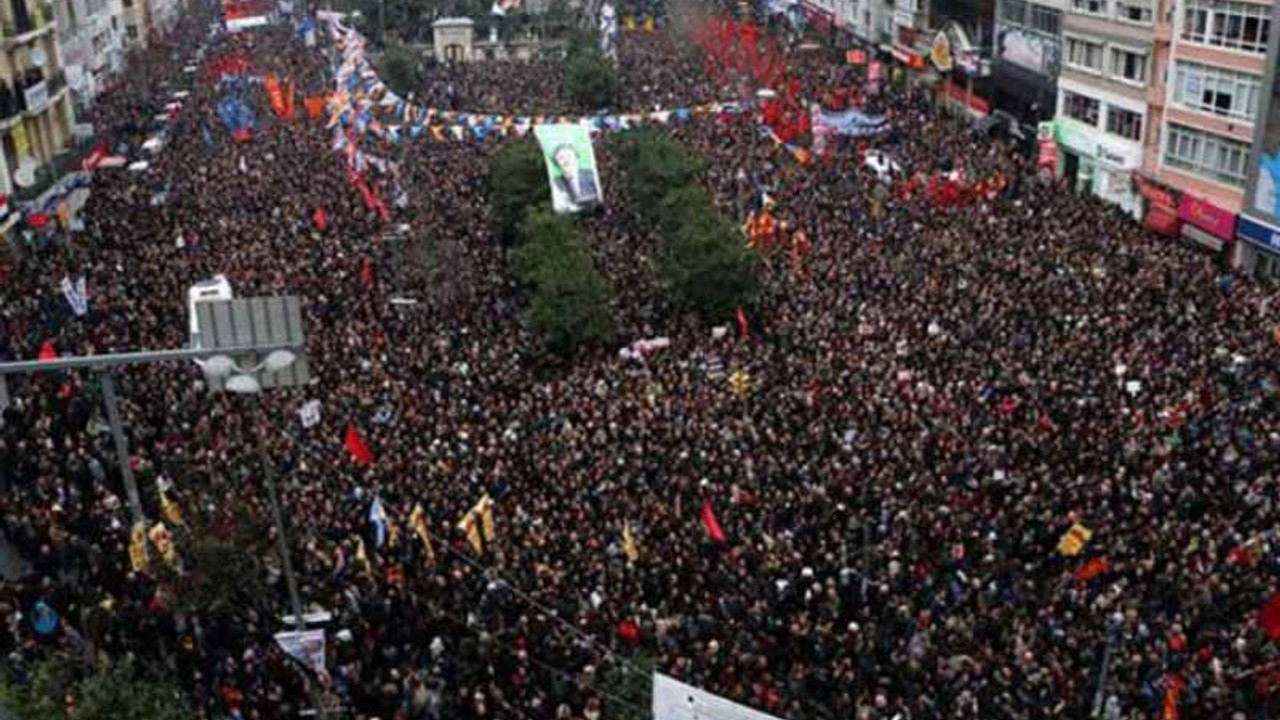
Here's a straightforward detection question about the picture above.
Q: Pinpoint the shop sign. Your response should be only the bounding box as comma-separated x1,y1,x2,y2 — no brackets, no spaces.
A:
1133,173,1178,209
1237,214,1280,253
1177,194,1236,241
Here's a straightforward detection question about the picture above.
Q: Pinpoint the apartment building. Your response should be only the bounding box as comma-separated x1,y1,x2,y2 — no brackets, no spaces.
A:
1235,2,1280,278
52,0,126,106
0,0,76,218
992,0,1062,122
1051,0,1155,217
1131,0,1269,256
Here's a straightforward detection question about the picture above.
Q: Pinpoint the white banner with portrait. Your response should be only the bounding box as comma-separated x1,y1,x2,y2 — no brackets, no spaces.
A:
652,673,785,720
533,122,604,214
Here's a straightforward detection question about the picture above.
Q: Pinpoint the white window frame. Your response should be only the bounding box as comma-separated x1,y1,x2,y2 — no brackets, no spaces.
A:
1104,105,1144,141
1062,89,1102,126
1112,0,1153,26
1161,122,1251,187
1171,60,1261,121
1063,33,1106,75
1108,45,1149,86
1069,0,1108,17
1180,0,1272,55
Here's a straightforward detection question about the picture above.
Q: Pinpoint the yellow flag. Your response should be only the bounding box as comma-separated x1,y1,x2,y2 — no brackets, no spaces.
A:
644,16,655,33
624,15,635,31
148,523,178,567
159,490,185,527
1057,523,1093,557
457,494,495,554
129,523,149,573
355,536,372,577
410,503,435,564
430,125,446,142
622,523,640,565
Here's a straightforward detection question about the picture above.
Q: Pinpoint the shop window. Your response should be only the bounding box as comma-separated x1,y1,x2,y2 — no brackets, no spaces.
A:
1030,5,1061,35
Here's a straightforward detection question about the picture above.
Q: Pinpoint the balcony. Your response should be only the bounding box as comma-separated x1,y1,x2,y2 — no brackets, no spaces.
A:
13,135,96,203
1,1,54,47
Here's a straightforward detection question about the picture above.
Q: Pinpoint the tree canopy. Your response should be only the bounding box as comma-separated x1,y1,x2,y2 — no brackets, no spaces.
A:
488,140,553,245
512,208,615,352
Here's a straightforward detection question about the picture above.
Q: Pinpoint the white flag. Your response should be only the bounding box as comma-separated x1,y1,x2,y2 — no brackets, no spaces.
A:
274,629,326,673
299,399,321,429
61,276,89,317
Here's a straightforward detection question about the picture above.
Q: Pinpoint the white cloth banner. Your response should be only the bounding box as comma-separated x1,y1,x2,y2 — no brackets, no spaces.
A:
652,673,785,720
299,399,321,429
274,629,326,673
61,276,89,317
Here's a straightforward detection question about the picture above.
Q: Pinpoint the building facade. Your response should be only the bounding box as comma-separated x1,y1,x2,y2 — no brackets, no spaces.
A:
51,0,126,107
1051,0,1155,217
1235,0,1280,278
992,0,1061,122
1134,0,1268,255
0,0,77,217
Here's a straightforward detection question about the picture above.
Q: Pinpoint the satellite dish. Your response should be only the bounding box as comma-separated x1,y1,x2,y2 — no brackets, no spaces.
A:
13,165,35,188
30,46,47,67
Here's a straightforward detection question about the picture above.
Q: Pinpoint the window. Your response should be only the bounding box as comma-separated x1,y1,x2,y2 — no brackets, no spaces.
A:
1114,0,1152,24
1110,48,1148,84
1001,0,1028,25
1182,1,1271,54
1106,107,1144,140
1063,90,1101,125
1030,5,1061,35
1071,0,1106,15
1065,36,1104,72
1173,61,1261,120
1164,124,1250,186
127,25,137,40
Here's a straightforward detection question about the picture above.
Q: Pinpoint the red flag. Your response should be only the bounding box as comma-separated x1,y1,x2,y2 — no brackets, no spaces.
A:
1074,557,1109,583
37,340,57,361
700,500,726,544
360,258,375,288
344,424,375,466
313,207,328,232
1260,592,1280,640
284,78,296,119
616,620,640,646
1162,673,1184,720
736,308,749,339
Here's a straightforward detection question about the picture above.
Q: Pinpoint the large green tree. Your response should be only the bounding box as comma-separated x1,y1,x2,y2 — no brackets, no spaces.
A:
488,140,553,244
1,658,193,720
614,131,705,219
564,45,618,111
513,209,615,352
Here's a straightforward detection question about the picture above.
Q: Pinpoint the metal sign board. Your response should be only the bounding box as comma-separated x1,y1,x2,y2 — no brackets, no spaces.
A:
196,297,310,390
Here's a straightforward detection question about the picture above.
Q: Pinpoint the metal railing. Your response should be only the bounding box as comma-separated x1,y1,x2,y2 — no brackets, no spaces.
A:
12,135,96,203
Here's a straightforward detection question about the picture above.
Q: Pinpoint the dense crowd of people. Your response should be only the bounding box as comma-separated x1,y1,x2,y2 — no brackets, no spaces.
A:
2,1,1279,720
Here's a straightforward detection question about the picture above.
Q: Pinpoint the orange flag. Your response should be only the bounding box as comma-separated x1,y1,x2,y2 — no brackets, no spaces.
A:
284,78,296,119
1074,557,1109,583
305,96,327,121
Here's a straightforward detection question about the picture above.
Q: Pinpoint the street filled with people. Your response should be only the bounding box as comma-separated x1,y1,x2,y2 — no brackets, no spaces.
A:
2,1,1279,720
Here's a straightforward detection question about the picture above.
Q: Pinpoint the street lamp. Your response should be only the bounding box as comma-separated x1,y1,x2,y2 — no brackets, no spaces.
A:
194,338,328,719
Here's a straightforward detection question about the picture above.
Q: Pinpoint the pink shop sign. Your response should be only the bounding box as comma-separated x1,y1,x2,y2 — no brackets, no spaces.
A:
1178,194,1236,241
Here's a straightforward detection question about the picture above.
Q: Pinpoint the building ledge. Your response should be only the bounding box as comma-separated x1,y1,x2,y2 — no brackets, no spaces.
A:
2,21,54,49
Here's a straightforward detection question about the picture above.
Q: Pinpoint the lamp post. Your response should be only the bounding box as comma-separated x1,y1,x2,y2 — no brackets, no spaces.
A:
201,351,329,720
